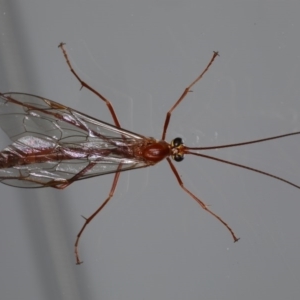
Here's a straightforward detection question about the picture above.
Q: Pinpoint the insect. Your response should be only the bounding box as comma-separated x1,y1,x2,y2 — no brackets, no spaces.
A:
0,43,299,264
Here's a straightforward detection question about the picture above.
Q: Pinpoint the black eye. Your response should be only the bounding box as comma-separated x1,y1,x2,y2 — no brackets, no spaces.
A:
173,154,184,162
172,137,183,148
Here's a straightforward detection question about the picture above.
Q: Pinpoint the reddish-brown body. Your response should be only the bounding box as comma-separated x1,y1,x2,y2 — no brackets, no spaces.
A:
0,137,171,168
140,140,171,163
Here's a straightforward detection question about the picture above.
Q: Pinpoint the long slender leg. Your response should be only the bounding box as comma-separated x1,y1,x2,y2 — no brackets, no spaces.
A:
58,43,121,128
74,165,122,264
162,51,219,140
48,162,98,189
0,161,96,188
166,158,239,242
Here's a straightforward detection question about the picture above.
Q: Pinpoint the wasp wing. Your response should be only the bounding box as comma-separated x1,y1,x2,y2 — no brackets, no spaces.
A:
0,93,149,188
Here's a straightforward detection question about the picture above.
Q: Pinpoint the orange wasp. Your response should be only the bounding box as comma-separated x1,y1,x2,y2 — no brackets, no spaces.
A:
0,43,299,264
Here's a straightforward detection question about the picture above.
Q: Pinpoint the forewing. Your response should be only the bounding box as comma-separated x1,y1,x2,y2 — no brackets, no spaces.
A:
0,93,149,188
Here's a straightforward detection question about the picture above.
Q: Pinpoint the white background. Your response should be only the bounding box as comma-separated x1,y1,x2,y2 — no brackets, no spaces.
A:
0,1,300,300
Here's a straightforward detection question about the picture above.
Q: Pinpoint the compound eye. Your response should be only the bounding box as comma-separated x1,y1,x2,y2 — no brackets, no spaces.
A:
172,137,183,148
173,153,184,162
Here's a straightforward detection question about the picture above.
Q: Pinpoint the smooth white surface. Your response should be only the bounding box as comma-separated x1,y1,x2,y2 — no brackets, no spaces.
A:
0,1,300,299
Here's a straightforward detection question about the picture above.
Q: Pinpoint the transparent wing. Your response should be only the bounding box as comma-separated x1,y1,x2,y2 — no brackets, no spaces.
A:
0,93,150,188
